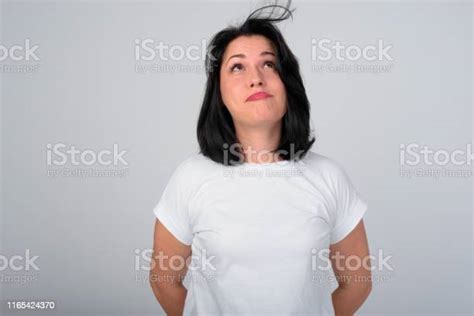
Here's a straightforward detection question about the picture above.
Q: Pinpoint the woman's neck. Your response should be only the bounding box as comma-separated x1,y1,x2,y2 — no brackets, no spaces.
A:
235,124,282,164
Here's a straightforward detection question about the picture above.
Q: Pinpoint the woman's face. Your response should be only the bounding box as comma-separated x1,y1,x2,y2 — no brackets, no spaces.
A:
219,35,287,129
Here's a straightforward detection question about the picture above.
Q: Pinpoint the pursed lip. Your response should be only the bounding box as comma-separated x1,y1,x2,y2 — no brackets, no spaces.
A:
245,91,273,102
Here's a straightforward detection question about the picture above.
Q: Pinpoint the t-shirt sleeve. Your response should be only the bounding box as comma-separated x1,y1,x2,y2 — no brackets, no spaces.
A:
327,161,368,245
153,161,194,246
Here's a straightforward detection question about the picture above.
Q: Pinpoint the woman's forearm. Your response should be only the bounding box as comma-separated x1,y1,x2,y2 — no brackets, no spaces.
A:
332,283,372,316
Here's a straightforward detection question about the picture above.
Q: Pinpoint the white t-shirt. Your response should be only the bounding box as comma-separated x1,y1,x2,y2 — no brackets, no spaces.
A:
153,150,368,316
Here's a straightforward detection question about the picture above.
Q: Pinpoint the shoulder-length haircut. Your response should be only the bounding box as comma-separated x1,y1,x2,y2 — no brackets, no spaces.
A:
197,1,316,166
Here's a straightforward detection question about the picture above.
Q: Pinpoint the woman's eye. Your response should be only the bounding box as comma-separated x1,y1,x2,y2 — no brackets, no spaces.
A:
230,63,243,72
264,61,275,69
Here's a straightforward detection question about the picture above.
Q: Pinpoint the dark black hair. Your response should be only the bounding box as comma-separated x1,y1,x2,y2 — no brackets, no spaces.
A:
196,1,316,166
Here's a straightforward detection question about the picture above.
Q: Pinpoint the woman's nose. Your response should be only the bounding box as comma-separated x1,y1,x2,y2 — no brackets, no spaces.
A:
250,79,263,88
249,69,265,88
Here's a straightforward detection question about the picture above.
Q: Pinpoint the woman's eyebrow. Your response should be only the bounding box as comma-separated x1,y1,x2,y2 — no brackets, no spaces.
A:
225,51,276,65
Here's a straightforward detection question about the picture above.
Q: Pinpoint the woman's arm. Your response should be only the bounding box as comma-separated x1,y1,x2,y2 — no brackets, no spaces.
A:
150,219,192,316
330,219,372,316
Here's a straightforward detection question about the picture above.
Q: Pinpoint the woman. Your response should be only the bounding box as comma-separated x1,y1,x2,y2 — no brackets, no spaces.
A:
150,3,372,315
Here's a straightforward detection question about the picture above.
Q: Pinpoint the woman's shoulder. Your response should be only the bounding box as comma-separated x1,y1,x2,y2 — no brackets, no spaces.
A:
300,150,350,180
171,151,221,178
301,150,340,168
